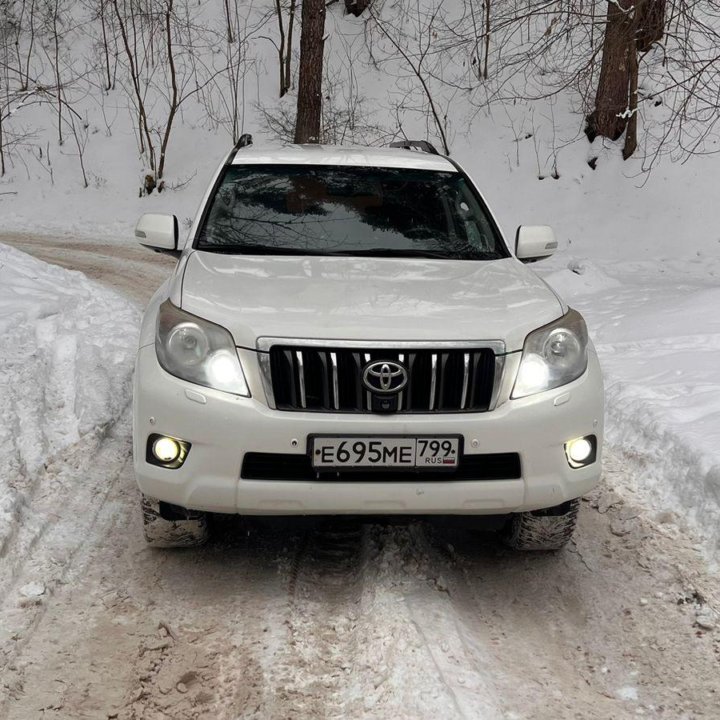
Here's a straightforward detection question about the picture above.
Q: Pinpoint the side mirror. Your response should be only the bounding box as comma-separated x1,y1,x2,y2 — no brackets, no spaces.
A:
515,225,558,263
135,213,179,254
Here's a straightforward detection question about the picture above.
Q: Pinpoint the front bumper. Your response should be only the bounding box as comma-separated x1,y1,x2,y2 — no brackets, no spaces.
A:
133,345,604,515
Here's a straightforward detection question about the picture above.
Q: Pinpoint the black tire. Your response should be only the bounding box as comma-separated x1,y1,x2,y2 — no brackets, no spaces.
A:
141,494,209,548
503,499,580,551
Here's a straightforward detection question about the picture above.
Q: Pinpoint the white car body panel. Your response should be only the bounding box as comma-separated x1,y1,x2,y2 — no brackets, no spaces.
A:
180,253,563,352
133,346,603,514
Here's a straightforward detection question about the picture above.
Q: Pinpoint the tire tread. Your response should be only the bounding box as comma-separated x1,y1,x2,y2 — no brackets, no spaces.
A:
141,494,209,548
504,499,580,551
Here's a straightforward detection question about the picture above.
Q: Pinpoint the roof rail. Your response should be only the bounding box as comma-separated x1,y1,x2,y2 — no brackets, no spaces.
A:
235,133,253,151
389,139,440,155
225,133,253,166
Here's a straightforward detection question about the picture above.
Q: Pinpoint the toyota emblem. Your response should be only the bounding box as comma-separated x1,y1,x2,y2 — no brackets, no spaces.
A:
362,360,408,394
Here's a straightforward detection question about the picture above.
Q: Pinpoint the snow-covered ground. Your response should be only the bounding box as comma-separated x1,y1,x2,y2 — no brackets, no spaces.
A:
0,244,139,556
541,256,720,563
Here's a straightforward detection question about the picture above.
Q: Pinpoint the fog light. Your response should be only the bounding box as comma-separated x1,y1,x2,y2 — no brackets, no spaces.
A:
153,437,180,463
147,434,190,469
565,435,597,468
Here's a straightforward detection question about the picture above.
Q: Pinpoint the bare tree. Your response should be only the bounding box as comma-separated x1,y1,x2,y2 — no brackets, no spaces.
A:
275,0,296,97
482,0,491,80
49,0,64,145
64,111,90,187
367,2,452,154
98,0,116,91
211,3,258,142
111,0,156,184
12,0,37,91
156,0,177,182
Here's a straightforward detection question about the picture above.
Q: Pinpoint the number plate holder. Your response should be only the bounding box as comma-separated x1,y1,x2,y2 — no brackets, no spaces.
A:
309,435,462,471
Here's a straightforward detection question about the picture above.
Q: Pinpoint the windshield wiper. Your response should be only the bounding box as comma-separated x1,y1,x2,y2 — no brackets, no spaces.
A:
197,243,486,260
333,247,466,259
197,243,335,256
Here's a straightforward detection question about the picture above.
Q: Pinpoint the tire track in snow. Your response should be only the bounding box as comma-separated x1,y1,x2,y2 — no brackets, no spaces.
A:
402,524,505,719
416,501,720,720
256,520,368,719
340,523,507,719
415,520,632,719
0,409,134,710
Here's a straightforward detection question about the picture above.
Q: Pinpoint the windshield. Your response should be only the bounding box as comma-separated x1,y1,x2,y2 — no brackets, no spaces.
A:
195,164,508,260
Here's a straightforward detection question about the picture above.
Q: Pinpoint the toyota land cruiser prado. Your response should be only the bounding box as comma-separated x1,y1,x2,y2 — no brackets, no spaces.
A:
133,138,604,550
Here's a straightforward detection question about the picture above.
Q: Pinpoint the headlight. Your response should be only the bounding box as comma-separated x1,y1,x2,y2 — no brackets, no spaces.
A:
156,300,250,396
512,309,588,398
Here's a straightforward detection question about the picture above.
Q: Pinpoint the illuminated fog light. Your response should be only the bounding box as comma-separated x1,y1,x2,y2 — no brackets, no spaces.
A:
147,434,190,469
565,435,597,468
153,436,181,463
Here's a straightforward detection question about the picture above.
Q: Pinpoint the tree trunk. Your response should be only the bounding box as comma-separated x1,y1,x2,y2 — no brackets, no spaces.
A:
623,37,639,159
275,0,287,95
157,0,178,182
0,113,5,177
112,0,155,173
344,0,370,17
100,0,113,91
586,0,634,142
483,0,491,80
294,0,326,144
224,0,234,43
636,0,665,52
284,0,296,95
52,0,63,146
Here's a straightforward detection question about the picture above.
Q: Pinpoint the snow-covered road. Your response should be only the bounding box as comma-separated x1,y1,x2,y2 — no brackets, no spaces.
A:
1,236,718,720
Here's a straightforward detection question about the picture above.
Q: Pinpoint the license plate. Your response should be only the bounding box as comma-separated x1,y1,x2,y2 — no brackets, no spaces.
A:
311,436,460,470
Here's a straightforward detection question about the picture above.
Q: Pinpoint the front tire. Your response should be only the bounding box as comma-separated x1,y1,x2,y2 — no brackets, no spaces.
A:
503,499,580,551
141,494,209,547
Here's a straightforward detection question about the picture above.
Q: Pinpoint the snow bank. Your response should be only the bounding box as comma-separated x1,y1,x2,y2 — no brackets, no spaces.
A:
0,244,139,552
543,258,720,562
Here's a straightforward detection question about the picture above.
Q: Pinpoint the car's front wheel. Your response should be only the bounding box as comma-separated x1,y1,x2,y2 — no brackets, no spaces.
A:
502,499,580,551
141,494,209,547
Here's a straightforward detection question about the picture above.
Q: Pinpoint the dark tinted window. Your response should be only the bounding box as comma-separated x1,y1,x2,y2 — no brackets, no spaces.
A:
196,164,508,260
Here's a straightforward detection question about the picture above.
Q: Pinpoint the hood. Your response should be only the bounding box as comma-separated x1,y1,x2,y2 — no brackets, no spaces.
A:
180,252,564,352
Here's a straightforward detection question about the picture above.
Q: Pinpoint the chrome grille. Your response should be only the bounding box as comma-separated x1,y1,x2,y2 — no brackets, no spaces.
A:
259,341,504,413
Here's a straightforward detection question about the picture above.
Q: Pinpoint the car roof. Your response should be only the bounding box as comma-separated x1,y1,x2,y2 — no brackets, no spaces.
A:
229,144,457,172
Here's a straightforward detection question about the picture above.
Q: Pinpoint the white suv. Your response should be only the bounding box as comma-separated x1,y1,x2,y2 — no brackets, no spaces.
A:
133,138,603,550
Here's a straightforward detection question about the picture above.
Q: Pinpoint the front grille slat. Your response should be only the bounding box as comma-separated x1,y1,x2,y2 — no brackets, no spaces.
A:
330,352,339,410
295,350,307,408
363,353,372,411
468,352,481,409
397,353,405,411
406,352,416,409
460,352,470,409
267,345,498,414
350,353,363,411
429,353,438,411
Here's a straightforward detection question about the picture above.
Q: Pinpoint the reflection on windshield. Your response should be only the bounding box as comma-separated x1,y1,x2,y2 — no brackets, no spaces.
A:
196,164,507,260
